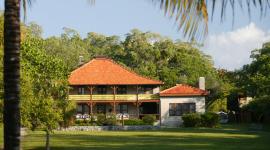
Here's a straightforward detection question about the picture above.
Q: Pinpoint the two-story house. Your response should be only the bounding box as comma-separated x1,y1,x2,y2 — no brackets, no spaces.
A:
68,56,163,119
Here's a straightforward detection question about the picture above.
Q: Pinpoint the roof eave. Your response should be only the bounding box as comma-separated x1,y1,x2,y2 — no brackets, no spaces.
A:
160,93,208,97
68,83,163,86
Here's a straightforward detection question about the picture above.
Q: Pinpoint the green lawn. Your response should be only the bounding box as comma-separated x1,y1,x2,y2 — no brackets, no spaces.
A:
1,124,270,150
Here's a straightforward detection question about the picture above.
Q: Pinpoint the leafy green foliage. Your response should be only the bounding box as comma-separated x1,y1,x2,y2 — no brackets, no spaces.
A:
42,28,219,90
96,114,106,125
0,20,232,129
95,114,117,126
226,42,270,122
206,69,237,112
142,114,156,125
124,119,146,126
104,114,117,126
200,112,220,128
182,113,201,127
242,96,270,123
182,112,220,128
59,100,77,127
233,42,270,97
74,119,92,126
20,36,70,132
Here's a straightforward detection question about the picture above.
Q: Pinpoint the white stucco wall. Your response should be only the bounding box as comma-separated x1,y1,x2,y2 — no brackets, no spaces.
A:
160,96,205,127
153,87,160,94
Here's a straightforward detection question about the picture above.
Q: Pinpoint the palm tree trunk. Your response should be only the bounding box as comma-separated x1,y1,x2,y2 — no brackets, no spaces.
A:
4,0,21,150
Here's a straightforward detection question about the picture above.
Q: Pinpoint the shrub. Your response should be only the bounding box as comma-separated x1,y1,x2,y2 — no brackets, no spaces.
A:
124,119,145,125
242,96,270,123
105,114,117,126
96,114,107,125
95,114,117,126
142,115,156,125
75,119,89,126
200,112,220,127
182,113,201,127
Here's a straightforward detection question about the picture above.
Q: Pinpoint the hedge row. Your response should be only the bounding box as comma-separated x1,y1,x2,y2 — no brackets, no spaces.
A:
75,114,157,126
182,112,220,128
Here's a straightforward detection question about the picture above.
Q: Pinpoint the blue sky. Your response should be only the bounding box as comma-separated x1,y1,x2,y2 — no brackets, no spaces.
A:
2,0,270,70
21,0,269,39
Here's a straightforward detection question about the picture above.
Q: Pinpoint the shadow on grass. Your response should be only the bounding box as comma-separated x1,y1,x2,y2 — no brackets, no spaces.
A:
23,126,270,150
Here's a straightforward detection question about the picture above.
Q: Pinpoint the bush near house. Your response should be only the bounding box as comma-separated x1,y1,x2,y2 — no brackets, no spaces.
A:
104,114,117,126
74,114,117,126
201,112,220,127
182,112,220,128
96,114,107,125
182,113,201,127
75,120,90,126
124,119,146,125
142,115,156,125
242,96,270,123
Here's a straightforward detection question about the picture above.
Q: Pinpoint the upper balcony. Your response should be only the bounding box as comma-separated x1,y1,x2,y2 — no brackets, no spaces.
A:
68,94,159,102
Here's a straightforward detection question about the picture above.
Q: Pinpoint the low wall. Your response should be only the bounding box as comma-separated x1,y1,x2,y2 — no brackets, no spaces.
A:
60,125,160,131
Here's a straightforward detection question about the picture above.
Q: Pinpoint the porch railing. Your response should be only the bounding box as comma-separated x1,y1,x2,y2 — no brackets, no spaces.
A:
69,94,159,101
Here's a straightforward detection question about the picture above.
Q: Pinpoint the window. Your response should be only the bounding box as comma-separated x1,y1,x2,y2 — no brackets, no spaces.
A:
78,87,85,95
140,85,153,94
76,104,89,114
77,104,83,113
97,86,107,94
169,103,196,116
117,104,128,113
117,86,127,94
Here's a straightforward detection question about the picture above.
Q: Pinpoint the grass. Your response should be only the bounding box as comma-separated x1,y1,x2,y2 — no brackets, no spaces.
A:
1,124,270,150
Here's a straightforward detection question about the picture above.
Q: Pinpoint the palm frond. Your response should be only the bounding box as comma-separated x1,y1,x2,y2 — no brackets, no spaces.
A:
22,0,35,22
154,0,208,41
87,0,95,5
155,0,270,41
210,0,270,24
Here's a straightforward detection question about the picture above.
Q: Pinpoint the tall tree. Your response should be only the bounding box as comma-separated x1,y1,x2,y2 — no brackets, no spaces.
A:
4,0,21,149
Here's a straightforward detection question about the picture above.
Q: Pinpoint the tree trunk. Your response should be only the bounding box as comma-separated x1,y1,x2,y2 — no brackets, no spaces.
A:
3,0,21,150
45,130,50,150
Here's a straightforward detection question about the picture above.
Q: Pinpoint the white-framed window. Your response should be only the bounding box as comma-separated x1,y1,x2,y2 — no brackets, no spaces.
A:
169,103,196,116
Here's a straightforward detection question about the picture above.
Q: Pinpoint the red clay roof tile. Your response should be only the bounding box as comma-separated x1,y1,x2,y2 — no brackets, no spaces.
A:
68,57,163,85
160,84,208,96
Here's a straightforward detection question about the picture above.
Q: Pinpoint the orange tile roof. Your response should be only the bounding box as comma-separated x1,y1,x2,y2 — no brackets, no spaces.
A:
160,84,208,96
68,57,163,85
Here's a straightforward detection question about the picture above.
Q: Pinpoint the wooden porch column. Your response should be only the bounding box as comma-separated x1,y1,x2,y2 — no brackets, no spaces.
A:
88,86,94,114
113,86,117,114
136,85,139,118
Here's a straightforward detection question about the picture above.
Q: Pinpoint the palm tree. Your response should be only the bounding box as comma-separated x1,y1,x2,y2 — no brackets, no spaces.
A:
3,0,21,149
4,0,21,149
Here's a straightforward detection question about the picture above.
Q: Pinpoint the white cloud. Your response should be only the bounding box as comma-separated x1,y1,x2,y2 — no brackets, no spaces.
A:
203,23,270,71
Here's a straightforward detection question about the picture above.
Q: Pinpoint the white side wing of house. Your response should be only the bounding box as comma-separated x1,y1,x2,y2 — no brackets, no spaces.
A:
160,96,205,127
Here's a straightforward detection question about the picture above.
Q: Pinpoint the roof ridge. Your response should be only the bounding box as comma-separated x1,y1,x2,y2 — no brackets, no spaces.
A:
160,83,208,95
104,58,163,84
184,84,206,92
70,59,95,75
160,84,179,94
69,57,163,85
